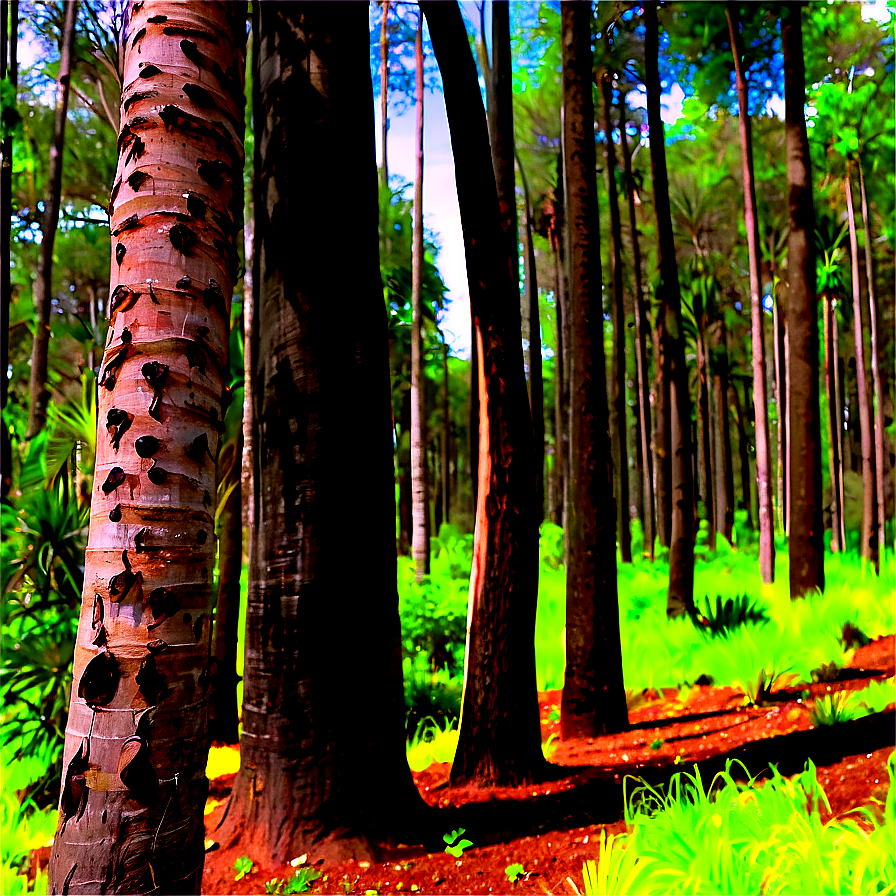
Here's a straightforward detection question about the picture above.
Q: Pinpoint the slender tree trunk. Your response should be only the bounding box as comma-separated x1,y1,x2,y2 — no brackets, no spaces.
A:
619,100,654,560
600,73,631,563
731,378,754,530
470,317,479,514
727,3,775,580
518,157,544,526
695,292,716,549
554,151,571,539
442,339,450,527
559,1,627,740
551,232,565,527
48,4,246,891
845,164,878,569
832,301,846,548
773,295,787,535
411,16,430,581
26,0,77,440
221,3,426,864
242,159,255,545
1,0,17,433
645,1,695,614
380,0,389,194
858,156,887,562
422,0,545,786
711,316,735,543
783,2,824,597
823,292,844,551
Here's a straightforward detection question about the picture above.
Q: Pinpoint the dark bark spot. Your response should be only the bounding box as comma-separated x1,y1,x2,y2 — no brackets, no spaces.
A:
148,282,160,304
180,39,202,67
118,735,159,799
183,613,191,624
109,550,142,603
136,654,169,704
135,435,160,458
139,65,161,80
148,587,177,628
99,344,131,389
78,650,119,707
201,280,225,315
147,14,167,23
106,409,133,451
132,26,146,45
110,284,138,314
109,504,122,522
124,134,146,165
61,741,89,826
192,613,205,642
91,624,107,647
169,222,197,253
203,490,212,507
142,361,169,389
185,433,209,462
163,24,208,38
176,275,191,290
147,461,168,485
127,170,151,192
134,527,148,553
113,214,140,236
116,243,126,265
159,104,180,130
186,344,206,374
92,594,104,629
197,159,227,189
123,88,156,112
101,467,126,494
186,193,206,219
182,82,214,107
120,327,132,343
196,530,207,544
146,639,168,654
196,326,209,338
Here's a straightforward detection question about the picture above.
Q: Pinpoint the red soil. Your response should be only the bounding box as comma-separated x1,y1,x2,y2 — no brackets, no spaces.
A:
202,635,895,896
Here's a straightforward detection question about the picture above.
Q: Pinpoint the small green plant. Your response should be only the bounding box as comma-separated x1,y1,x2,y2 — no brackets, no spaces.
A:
649,739,664,751
691,593,769,637
808,691,862,726
542,732,559,760
233,855,253,882
443,828,473,858
505,863,525,883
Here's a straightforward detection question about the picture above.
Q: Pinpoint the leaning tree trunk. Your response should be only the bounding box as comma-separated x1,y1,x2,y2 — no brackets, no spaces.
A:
559,0,628,741
619,99,654,561
219,3,426,864
601,73,631,564
423,0,545,786
411,14,430,582
823,292,844,552
47,4,245,892
711,316,735,544
858,156,887,561
728,2,775,581
783,2,824,597
645,1,695,615
26,0,77,440
845,164,878,570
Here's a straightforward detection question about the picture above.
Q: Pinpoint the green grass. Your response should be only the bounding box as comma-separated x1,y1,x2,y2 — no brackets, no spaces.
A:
579,754,896,895
0,793,55,895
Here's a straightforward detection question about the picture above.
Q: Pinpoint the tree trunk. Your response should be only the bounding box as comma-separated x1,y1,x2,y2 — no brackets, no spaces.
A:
26,0,77,440
695,292,716,550
645,1,695,616
553,151,571,539
619,99,654,561
600,73,631,564
653,325,672,549
711,316,735,544
832,299,846,548
518,157,544,526
48,4,246,892
470,316,479,514
727,3,775,581
559,1,628,741
442,339,450,527
858,156,887,563
845,164,878,569
773,294,788,535
380,0,389,194
1,0,17,428
411,16,430,581
220,3,425,864
551,232,565,528
783,2,824,597
422,0,545,786
731,378,755,531
823,292,844,551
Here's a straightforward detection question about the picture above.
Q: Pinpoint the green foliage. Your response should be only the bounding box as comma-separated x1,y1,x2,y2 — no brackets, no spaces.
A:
0,792,55,895
504,863,526,883
233,855,254,882
443,828,473,858
406,717,459,772
691,593,770,637
808,691,862,727
265,868,322,894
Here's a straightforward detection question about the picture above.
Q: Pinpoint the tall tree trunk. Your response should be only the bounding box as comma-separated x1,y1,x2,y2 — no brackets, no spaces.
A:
653,328,672,548
823,292,844,551
845,164,878,569
559,0,628,741
380,0,389,194
470,316,479,514
518,157,544,526
695,291,716,550
26,0,77,440
1,0,18,500
773,294,788,535
619,99,654,561
411,16,430,582
645,1,695,615
551,228,565,527
832,300,846,548
553,151,571,539
221,3,425,864
783,2,824,597
422,0,545,786
48,4,246,891
731,378,755,531
711,316,735,544
441,339,450,527
858,156,887,562
727,3,775,581
600,73,631,563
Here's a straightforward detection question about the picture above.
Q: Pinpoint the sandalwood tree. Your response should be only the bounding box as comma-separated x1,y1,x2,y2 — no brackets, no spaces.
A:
47,2,246,892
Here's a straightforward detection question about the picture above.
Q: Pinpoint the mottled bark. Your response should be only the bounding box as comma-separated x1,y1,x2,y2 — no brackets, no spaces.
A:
48,4,246,892
783,3,824,597
26,0,77,440
619,101,654,561
645,1,695,615
220,3,425,863
727,2,775,581
711,317,734,544
845,165,878,569
823,293,844,551
560,1,628,741
411,15,430,581
600,73,631,563
422,0,545,786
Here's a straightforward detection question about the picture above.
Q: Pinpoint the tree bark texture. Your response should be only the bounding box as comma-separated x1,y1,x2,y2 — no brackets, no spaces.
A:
645,1,695,615
47,4,246,892
823,293,844,551
695,293,716,550
411,15,430,581
711,317,734,544
220,3,425,864
618,102,654,561
559,1,628,741
783,2,824,597
422,0,545,786
600,73,631,564
380,0,389,193
442,340,450,527
732,378,755,530
845,165,878,569
26,0,77,440
773,296,787,535
858,157,887,562
553,151,571,538
727,3,775,581
832,301,846,548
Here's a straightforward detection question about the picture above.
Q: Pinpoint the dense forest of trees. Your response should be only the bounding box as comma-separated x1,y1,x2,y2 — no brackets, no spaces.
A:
0,0,893,892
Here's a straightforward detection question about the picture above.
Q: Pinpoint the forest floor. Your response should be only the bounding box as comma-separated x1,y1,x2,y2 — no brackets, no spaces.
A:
201,635,895,896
